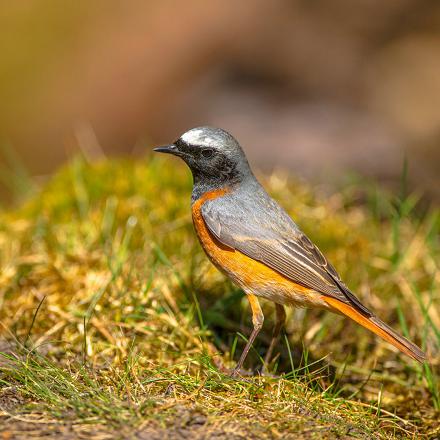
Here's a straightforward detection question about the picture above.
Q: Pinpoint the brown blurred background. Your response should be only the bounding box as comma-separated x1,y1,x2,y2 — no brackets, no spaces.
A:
1,0,440,198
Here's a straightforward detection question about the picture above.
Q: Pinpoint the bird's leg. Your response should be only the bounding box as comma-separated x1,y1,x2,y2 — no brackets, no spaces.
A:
263,304,286,371
231,294,264,377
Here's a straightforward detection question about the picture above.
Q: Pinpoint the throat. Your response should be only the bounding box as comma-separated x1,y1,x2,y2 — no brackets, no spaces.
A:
190,163,255,203
191,166,237,202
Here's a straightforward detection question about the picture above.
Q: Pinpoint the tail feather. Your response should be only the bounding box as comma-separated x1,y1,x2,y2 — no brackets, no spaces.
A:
323,297,427,363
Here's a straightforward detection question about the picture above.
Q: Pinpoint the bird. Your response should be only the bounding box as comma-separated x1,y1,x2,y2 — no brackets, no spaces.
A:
154,126,426,376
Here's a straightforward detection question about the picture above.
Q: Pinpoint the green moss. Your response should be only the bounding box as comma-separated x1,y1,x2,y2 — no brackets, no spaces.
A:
0,156,438,438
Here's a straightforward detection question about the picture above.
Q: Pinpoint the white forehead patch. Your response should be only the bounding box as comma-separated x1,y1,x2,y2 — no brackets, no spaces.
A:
181,129,205,145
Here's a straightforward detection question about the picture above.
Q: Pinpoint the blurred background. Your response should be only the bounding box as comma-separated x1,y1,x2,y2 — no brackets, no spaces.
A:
1,0,439,199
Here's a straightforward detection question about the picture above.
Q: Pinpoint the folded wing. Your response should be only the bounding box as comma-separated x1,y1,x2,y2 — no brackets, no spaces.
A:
201,192,371,315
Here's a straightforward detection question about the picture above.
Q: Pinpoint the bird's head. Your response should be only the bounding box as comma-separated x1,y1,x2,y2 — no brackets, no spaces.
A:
154,127,251,185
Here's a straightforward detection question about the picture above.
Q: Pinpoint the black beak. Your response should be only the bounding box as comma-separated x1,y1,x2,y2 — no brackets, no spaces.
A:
153,144,178,155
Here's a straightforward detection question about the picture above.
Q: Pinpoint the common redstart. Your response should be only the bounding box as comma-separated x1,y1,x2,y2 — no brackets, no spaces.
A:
154,127,426,375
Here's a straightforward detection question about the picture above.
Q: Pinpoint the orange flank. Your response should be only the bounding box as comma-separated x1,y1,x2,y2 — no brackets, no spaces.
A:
322,296,426,363
192,190,327,308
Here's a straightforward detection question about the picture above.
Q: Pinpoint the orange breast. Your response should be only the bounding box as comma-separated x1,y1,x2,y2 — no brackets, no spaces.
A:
192,190,326,307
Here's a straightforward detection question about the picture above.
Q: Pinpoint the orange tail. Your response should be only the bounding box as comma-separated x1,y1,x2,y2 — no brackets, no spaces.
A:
323,297,426,363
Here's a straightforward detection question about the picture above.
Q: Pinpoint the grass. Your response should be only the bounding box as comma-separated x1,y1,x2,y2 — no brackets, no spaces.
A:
0,154,438,439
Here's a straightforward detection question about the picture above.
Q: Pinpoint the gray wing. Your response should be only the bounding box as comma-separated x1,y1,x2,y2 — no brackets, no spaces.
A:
201,189,371,315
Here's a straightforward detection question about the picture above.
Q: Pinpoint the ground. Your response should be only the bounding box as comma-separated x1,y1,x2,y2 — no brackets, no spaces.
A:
0,156,438,439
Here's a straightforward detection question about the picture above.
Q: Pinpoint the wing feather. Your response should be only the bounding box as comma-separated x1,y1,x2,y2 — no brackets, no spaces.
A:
201,192,372,315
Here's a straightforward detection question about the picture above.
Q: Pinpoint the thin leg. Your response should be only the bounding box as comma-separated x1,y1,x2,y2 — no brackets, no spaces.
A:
263,304,286,369
231,294,264,377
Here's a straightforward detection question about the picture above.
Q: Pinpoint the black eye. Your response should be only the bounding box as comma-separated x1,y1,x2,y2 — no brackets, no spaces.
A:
201,148,214,158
